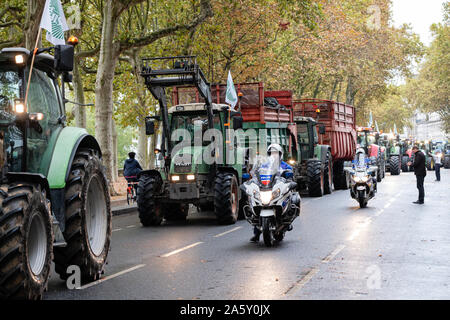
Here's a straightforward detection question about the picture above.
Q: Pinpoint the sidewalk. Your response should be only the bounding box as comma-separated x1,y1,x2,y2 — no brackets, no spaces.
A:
111,176,137,216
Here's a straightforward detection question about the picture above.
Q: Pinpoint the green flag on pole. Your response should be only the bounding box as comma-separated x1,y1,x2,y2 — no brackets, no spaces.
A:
225,71,238,110
40,0,69,45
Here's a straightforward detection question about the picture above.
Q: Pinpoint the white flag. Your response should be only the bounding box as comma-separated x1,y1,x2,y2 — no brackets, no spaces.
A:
40,0,69,45
225,71,238,109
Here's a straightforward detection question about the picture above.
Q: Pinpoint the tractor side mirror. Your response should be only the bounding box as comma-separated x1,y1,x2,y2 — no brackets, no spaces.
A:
233,116,243,130
145,117,155,135
62,71,72,83
54,45,74,72
318,124,325,135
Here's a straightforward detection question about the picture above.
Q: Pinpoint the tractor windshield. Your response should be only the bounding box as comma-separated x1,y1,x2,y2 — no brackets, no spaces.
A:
171,111,220,145
0,68,21,119
357,133,376,147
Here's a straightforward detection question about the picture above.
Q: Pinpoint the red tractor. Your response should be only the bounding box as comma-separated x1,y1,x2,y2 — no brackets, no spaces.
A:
356,127,386,182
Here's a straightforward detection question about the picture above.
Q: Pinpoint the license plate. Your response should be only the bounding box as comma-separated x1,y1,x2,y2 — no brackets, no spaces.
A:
260,209,275,217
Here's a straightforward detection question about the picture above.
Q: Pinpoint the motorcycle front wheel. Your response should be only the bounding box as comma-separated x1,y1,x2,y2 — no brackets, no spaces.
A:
262,217,274,247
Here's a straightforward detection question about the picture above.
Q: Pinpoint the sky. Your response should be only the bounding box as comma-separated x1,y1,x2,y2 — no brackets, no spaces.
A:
391,0,446,46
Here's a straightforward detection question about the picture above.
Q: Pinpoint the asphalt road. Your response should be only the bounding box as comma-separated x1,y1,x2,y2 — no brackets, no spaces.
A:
45,169,450,300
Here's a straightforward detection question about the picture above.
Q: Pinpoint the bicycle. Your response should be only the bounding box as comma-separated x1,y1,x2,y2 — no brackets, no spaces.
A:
125,176,138,205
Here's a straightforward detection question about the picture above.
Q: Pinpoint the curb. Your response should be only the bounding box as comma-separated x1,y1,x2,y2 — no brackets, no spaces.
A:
111,204,137,216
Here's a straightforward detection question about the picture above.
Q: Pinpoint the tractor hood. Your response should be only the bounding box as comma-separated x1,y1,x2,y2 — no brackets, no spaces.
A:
170,145,210,175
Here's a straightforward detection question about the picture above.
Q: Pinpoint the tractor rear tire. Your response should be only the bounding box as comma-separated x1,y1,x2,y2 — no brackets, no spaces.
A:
164,203,189,221
54,148,111,282
307,160,324,197
324,153,333,195
137,174,163,226
390,155,400,175
214,172,239,225
444,155,450,169
0,182,53,300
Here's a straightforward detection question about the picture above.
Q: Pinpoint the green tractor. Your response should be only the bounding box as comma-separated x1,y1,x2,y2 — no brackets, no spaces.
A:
137,56,244,225
0,46,111,299
444,142,450,169
399,138,413,172
418,141,434,171
380,134,401,175
290,116,332,197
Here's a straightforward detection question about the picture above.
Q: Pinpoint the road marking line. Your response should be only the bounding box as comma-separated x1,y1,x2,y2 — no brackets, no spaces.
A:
160,242,204,258
322,244,346,263
384,202,391,209
126,225,136,228
112,228,122,232
77,264,146,290
284,267,320,295
374,209,384,217
347,229,361,241
213,226,242,238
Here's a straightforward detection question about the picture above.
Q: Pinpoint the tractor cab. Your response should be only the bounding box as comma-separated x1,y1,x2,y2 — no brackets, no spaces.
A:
293,116,320,163
0,48,70,177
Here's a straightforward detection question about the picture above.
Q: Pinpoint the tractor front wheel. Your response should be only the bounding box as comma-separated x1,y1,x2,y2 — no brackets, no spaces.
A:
307,160,324,197
214,172,239,225
54,148,111,283
390,155,400,175
0,182,53,299
137,174,163,226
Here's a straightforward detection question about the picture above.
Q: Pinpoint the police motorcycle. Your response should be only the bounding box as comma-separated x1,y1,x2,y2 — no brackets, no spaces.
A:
240,155,301,247
346,149,378,208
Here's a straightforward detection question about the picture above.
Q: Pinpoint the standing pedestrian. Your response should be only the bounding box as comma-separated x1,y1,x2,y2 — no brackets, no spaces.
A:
408,146,426,204
430,150,443,181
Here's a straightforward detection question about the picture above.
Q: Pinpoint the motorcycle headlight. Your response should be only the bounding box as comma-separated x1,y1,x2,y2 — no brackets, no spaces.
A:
352,176,361,183
361,176,369,182
272,188,280,199
260,191,272,205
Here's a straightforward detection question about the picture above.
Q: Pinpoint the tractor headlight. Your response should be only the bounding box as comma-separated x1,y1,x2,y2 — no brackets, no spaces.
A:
187,174,195,181
15,54,24,65
29,113,44,121
260,191,272,205
171,175,180,182
288,159,296,165
13,101,25,113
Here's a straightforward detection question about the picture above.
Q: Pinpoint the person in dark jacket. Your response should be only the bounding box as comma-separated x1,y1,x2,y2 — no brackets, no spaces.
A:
123,152,143,192
408,146,426,204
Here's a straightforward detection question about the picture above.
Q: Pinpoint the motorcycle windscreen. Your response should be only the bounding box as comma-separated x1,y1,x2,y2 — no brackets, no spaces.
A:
251,155,279,188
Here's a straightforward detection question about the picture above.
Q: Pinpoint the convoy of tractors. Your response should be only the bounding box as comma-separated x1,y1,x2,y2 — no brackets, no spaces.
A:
0,48,448,299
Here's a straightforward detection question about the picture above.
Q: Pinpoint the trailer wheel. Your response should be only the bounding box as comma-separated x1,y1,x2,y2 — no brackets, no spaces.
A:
54,148,111,282
333,160,348,190
214,172,239,225
307,160,324,197
390,155,400,175
324,153,333,195
0,182,53,299
136,174,163,226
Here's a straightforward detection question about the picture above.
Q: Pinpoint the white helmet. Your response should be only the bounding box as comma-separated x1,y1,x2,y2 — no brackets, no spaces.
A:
267,144,283,158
